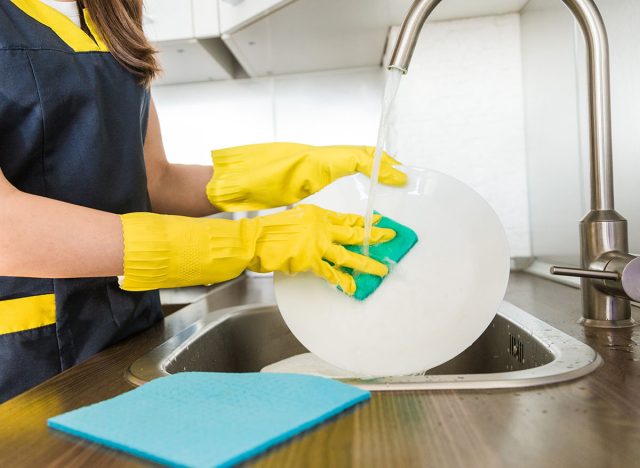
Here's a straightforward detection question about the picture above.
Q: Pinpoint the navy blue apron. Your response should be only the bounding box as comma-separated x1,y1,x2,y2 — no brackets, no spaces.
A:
0,0,163,403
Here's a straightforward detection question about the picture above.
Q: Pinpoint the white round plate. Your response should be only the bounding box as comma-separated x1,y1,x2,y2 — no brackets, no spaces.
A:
274,166,510,377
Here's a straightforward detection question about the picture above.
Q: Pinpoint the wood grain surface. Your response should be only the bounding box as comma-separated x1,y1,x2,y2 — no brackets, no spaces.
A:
0,273,638,468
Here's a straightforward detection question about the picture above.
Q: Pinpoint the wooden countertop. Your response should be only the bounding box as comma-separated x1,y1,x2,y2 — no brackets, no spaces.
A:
1,272,638,467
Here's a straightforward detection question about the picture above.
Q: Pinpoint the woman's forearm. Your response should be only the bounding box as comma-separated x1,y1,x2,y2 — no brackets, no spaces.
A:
0,172,124,278
149,163,217,217
143,98,218,217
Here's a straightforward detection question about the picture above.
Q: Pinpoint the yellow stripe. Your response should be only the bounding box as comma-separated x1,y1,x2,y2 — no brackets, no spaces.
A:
11,0,107,53
83,9,109,52
0,294,56,335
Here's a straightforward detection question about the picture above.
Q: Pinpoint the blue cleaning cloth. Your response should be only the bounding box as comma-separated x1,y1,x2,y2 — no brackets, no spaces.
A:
48,372,370,468
343,214,419,301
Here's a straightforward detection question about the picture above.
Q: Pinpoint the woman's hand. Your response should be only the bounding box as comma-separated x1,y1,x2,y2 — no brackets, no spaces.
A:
247,205,395,295
206,143,407,212
120,205,395,295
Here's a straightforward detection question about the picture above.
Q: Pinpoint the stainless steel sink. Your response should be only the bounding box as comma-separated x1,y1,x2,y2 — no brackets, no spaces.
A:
128,276,602,390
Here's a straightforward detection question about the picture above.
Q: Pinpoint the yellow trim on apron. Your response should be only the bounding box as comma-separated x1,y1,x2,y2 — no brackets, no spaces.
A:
82,8,108,52
0,294,56,335
11,0,109,52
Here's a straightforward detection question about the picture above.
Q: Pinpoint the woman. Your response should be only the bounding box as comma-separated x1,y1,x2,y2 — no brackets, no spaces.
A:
0,0,406,403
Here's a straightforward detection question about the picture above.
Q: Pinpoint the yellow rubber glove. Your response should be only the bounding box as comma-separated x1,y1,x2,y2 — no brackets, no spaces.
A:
206,142,407,212
120,205,395,295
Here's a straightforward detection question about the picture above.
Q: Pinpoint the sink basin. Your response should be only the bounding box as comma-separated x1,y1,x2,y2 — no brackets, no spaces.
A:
128,276,602,390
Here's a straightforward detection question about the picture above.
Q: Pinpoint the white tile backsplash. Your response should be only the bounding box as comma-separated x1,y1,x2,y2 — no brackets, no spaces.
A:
273,68,385,145
387,14,531,257
152,78,275,165
152,13,532,258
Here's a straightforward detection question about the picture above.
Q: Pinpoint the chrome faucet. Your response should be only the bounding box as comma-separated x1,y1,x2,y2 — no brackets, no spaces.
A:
389,0,639,327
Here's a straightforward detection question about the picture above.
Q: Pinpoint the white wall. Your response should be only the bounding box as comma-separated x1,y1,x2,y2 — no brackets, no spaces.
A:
520,0,585,265
151,78,276,165
577,0,640,254
386,14,531,258
152,67,383,164
153,13,532,258
521,0,640,265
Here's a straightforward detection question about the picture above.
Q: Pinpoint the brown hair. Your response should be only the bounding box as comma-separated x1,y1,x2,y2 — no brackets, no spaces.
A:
77,0,160,86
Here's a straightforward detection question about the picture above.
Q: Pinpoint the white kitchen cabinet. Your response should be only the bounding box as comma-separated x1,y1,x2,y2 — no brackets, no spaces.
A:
221,0,390,77
147,0,531,82
193,0,221,38
220,0,529,78
218,0,295,34
145,0,234,85
144,0,221,41
144,0,194,42
153,38,235,85
390,0,529,24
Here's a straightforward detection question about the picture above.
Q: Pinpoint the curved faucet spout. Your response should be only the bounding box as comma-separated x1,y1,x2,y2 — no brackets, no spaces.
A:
389,0,638,327
389,0,613,211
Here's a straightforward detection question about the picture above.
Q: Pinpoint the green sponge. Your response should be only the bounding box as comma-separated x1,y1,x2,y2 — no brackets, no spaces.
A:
341,214,418,301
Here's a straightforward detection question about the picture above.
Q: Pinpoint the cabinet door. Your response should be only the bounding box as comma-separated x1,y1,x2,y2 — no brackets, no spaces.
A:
193,0,221,38
218,0,295,34
144,0,194,42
